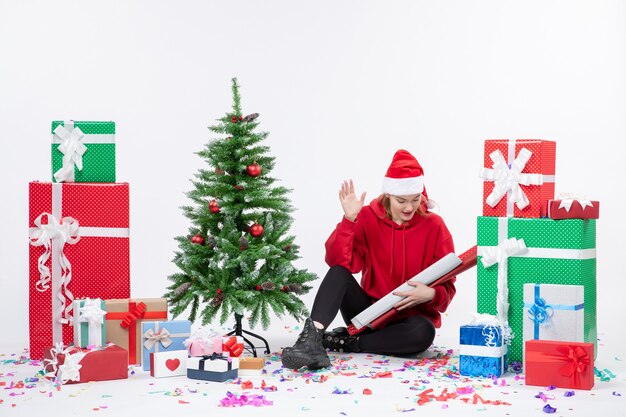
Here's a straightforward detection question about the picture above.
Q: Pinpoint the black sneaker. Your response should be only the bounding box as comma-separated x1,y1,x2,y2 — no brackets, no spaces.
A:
322,326,361,353
281,318,331,370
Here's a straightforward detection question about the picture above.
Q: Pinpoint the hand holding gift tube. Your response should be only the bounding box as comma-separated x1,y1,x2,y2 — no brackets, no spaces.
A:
348,246,477,335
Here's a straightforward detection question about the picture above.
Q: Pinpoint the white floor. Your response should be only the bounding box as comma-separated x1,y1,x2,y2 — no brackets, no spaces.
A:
1,324,624,417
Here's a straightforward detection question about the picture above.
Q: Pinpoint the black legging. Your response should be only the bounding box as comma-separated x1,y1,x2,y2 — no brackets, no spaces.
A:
310,265,436,355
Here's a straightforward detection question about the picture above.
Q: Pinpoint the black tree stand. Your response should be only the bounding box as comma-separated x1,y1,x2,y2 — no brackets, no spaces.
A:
225,313,270,357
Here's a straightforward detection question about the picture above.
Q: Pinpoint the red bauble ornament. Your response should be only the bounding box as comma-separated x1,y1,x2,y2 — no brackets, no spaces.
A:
217,288,222,295
255,285,262,291
209,199,220,213
281,285,289,292
234,185,244,191
246,162,262,177
231,116,237,123
249,223,264,237
238,115,243,121
191,234,205,245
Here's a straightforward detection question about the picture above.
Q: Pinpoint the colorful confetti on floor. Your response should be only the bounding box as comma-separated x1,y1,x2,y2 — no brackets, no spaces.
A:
1,330,624,416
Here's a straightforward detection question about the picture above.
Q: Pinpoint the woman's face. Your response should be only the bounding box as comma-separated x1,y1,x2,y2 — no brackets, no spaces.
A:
387,193,422,224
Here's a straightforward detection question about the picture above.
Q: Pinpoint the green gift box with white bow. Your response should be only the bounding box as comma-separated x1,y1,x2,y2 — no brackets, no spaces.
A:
51,121,116,183
73,298,107,348
476,216,596,364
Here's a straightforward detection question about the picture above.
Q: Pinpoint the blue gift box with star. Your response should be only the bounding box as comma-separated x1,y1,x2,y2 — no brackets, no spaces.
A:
459,324,508,378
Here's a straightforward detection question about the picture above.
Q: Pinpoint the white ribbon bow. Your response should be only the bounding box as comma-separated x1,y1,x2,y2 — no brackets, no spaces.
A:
480,237,528,327
78,299,106,345
53,123,87,183
29,212,80,324
480,148,545,211
143,328,173,350
470,312,513,347
44,343,86,384
557,193,594,212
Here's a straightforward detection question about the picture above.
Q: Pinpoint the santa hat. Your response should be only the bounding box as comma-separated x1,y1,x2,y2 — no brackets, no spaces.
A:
382,149,435,208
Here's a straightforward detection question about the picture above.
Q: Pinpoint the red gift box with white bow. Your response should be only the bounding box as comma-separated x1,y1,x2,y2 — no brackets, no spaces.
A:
547,196,600,220
43,343,128,384
28,182,131,360
525,339,594,390
480,140,556,218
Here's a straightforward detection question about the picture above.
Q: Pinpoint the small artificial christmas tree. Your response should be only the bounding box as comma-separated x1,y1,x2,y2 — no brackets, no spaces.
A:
165,78,317,331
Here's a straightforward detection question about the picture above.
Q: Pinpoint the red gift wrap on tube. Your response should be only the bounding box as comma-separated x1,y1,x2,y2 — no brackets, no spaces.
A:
28,182,130,360
525,340,594,390
480,139,556,218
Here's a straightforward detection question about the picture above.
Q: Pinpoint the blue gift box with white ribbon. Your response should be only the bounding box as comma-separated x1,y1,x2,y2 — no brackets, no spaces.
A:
522,283,584,344
141,320,191,371
459,324,508,377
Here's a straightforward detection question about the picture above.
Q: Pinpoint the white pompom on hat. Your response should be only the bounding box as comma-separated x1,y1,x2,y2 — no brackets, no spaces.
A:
382,149,437,209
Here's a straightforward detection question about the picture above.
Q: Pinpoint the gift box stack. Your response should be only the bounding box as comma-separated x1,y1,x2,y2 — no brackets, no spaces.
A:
471,139,597,389
182,327,247,382
30,121,264,385
28,121,187,384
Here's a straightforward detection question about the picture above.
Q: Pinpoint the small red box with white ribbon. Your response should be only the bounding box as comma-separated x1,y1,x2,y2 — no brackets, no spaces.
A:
547,194,599,220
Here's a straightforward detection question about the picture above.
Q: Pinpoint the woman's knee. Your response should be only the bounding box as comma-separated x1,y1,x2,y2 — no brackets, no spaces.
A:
406,316,436,350
324,265,354,285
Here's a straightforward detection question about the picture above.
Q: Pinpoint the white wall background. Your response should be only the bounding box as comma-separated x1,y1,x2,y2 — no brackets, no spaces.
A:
1,0,624,351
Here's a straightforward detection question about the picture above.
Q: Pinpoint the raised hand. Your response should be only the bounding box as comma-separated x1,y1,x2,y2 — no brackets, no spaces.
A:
339,179,367,221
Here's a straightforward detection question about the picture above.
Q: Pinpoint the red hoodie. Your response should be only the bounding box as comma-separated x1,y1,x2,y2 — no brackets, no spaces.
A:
324,196,456,328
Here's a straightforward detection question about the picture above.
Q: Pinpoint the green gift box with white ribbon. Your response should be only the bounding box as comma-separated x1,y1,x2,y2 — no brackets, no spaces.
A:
73,298,107,348
51,121,116,183
476,216,596,364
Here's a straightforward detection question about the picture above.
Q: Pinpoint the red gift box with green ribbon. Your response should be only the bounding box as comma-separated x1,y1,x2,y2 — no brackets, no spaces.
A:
525,339,594,390
104,298,168,365
28,182,130,360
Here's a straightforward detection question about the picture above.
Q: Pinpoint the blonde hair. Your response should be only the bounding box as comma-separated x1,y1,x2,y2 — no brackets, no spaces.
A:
380,194,427,220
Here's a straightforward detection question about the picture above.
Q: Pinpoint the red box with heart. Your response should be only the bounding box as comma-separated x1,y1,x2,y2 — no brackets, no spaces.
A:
149,350,187,378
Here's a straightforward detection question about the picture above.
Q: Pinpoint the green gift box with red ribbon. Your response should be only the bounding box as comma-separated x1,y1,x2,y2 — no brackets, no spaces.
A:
476,216,596,364
104,298,168,365
525,340,594,390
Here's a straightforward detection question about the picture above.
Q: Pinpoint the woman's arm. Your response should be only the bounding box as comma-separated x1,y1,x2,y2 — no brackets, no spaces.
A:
324,180,367,272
